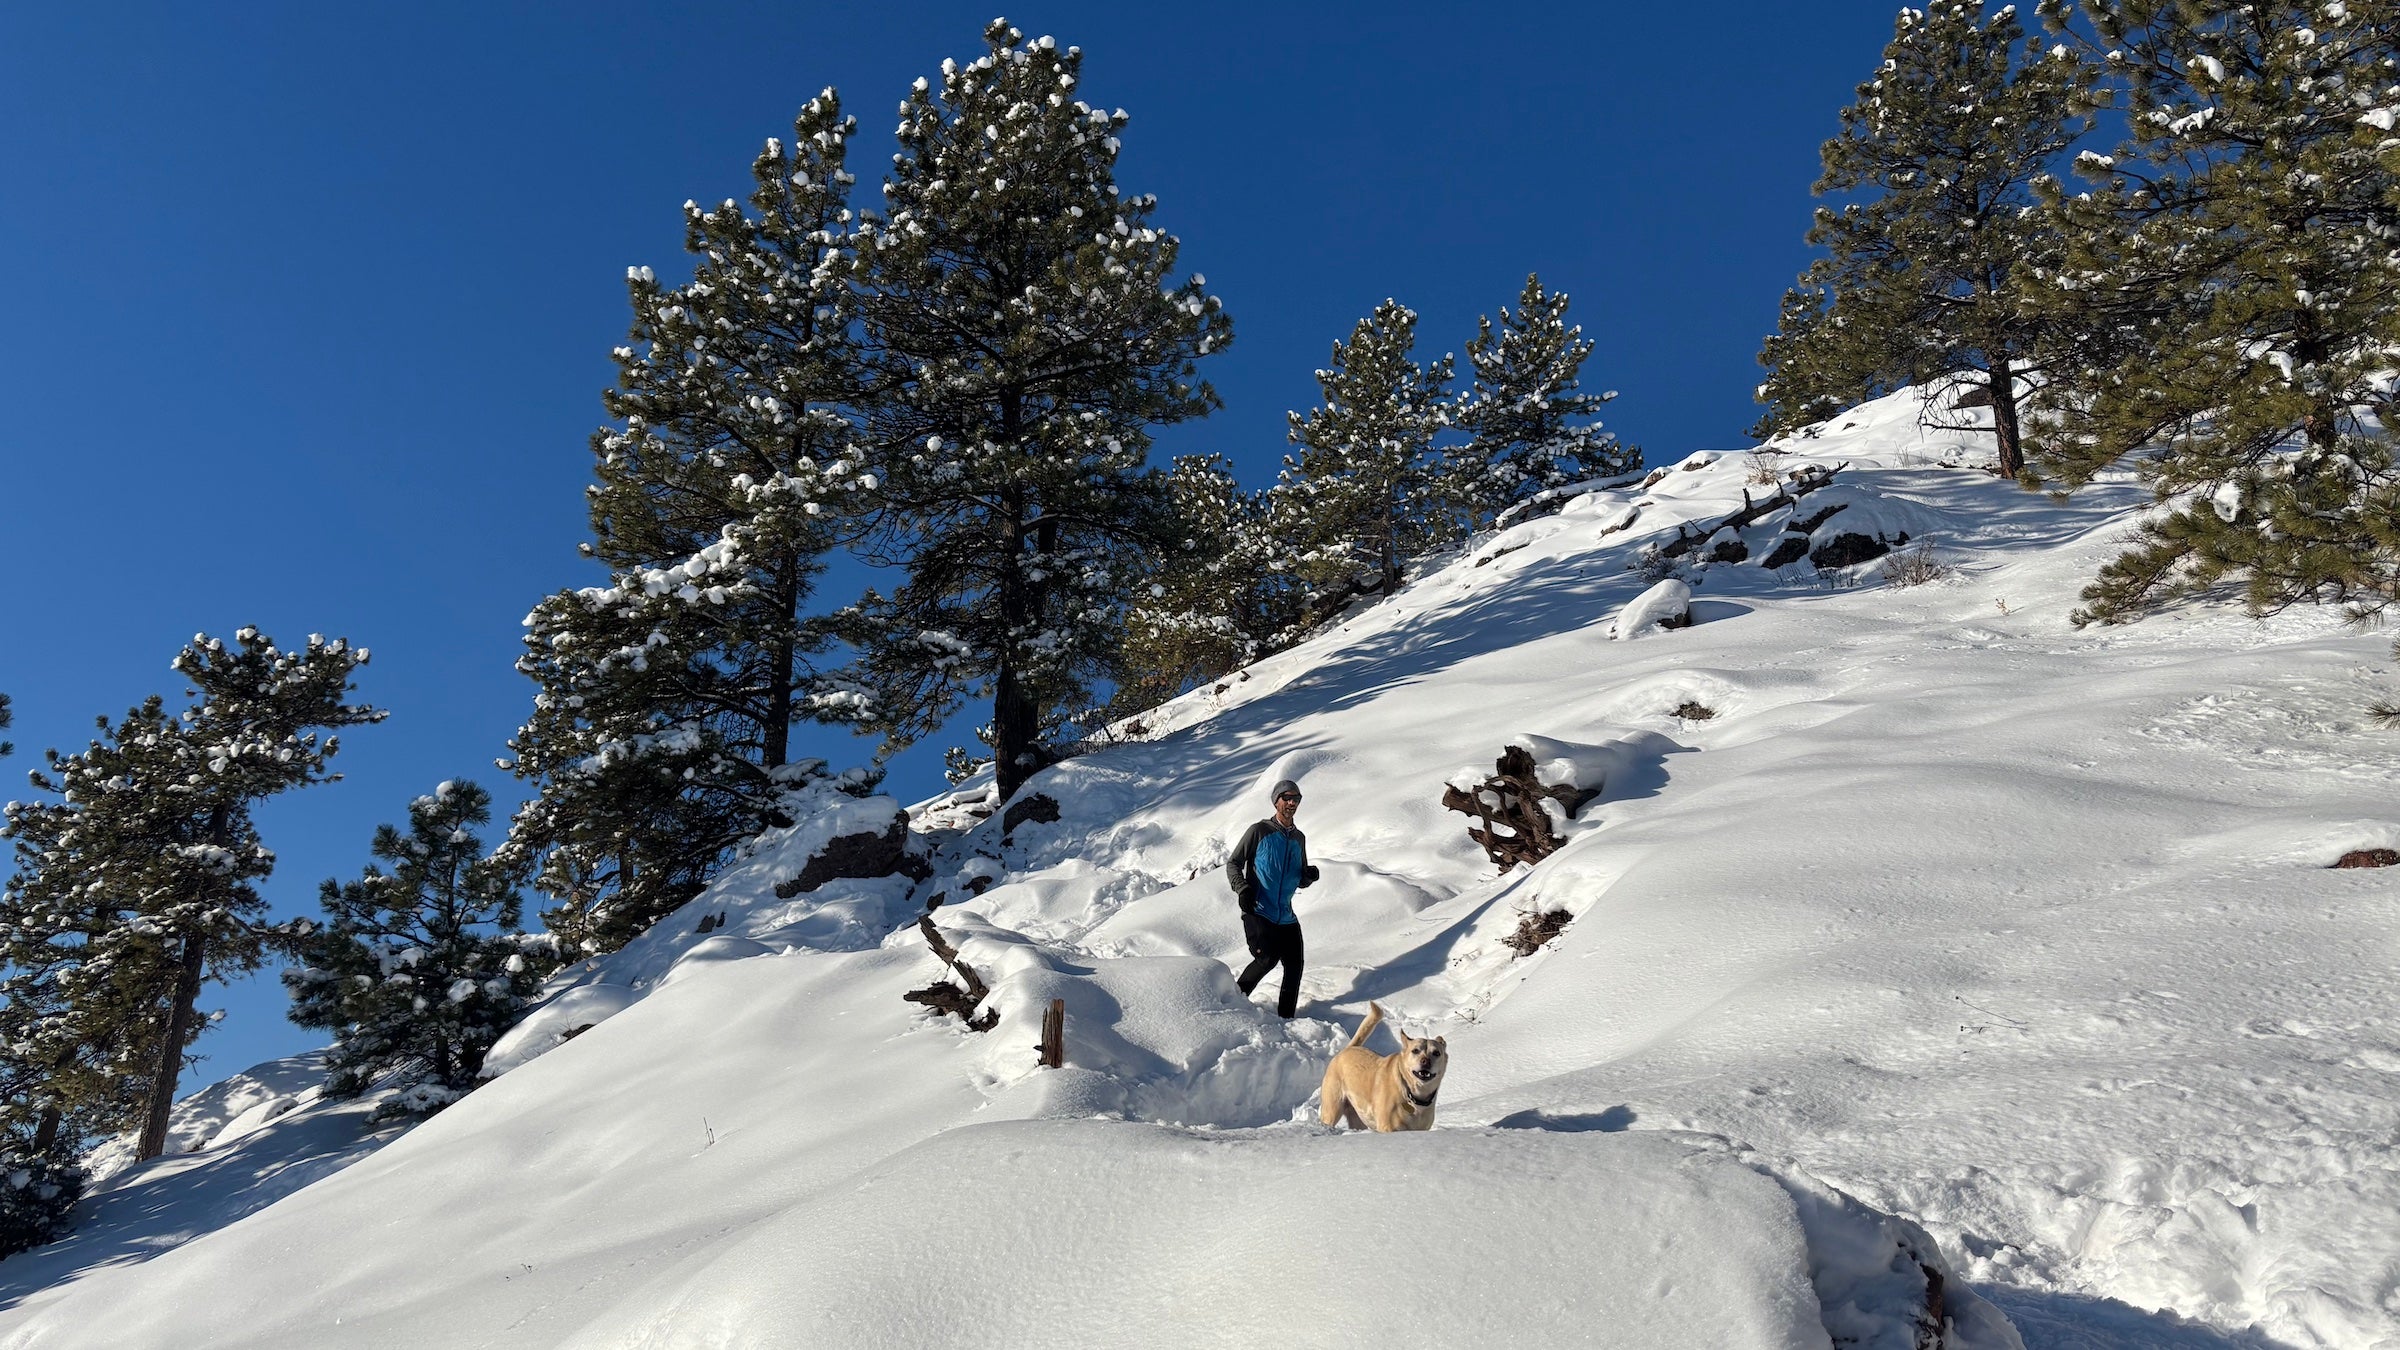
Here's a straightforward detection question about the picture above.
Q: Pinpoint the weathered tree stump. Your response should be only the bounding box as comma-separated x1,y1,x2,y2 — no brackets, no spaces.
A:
1917,1258,1948,1349
903,915,998,1031
1441,746,1603,872
2332,848,2399,869
1038,998,1065,1069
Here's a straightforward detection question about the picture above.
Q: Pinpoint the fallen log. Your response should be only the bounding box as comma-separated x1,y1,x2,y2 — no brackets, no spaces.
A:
1655,461,1846,561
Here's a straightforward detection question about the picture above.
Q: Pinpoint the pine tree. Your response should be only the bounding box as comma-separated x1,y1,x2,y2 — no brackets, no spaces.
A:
0,631,381,1163
1117,455,1301,706
1754,1,2097,478
0,880,83,1256
0,701,95,1254
1277,299,1455,604
0,1143,82,1258
2033,0,2400,625
505,597,792,956
286,781,553,1114
1449,275,1639,523
1,704,187,1171
850,20,1229,801
508,90,881,952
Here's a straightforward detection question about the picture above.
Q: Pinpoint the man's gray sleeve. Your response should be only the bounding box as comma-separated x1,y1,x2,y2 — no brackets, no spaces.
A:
1225,822,1266,912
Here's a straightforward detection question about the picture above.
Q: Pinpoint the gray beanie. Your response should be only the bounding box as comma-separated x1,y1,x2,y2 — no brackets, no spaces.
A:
1270,778,1301,801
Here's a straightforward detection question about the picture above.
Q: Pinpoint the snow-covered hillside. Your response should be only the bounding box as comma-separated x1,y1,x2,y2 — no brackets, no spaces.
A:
5,388,2396,1349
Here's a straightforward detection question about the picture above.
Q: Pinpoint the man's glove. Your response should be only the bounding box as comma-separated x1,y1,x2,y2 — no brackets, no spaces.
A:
1301,865,1320,887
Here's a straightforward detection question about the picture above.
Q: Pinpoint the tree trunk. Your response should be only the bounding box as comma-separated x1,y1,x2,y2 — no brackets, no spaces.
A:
993,488,1038,803
135,931,207,1162
32,1106,61,1156
2292,309,2338,454
992,644,1038,801
989,388,1047,803
1988,358,2024,480
762,552,800,772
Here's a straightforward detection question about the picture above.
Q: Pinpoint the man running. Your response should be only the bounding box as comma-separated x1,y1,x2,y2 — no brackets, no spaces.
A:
1224,778,1319,1019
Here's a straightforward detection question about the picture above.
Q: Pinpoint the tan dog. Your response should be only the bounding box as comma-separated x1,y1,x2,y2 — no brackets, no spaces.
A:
1319,1002,1448,1132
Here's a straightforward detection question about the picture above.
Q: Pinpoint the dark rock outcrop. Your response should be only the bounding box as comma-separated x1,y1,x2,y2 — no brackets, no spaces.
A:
774,811,913,899
1001,792,1061,836
1810,529,1907,570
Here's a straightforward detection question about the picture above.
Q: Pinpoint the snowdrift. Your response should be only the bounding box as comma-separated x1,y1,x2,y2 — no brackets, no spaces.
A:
564,1122,2016,1350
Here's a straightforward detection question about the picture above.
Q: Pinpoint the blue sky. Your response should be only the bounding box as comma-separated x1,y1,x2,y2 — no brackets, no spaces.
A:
0,1,1904,1090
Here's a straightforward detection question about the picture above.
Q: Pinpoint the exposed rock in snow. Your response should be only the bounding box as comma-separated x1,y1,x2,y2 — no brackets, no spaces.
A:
1000,790,1062,836
772,808,912,897
1612,577,1693,638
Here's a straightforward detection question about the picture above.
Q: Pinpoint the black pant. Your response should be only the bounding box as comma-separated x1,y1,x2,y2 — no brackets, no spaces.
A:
1236,914,1304,1019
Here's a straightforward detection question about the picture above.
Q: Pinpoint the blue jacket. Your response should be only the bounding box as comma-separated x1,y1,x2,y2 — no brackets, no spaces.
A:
1226,820,1308,925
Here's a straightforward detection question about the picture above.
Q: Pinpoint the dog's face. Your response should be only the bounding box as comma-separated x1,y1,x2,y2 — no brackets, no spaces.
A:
1399,1031,1449,1090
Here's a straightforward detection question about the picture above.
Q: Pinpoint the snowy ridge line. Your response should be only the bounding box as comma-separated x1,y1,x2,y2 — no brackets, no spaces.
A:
8,384,2398,1348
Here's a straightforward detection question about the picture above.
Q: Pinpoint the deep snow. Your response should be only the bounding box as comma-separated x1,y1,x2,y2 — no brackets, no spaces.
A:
4,386,2395,1349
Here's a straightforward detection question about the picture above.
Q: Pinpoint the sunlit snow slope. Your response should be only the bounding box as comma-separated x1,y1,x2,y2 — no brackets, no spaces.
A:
5,387,2395,1350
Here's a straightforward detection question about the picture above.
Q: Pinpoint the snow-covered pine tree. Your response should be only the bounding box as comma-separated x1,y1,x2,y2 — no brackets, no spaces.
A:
0,692,12,758
0,936,83,1257
1276,298,1455,608
507,90,882,953
1754,1,2096,478
0,1139,81,1258
2032,0,2400,626
1117,454,1299,708
506,598,781,957
0,708,151,1253
286,781,554,1114
1449,275,1639,523
0,654,375,1222
86,630,380,1162
850,20,1229,801
0,702,193,1169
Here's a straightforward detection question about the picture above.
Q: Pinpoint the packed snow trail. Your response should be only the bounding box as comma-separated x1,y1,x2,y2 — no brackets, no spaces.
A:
7,386,2397,1348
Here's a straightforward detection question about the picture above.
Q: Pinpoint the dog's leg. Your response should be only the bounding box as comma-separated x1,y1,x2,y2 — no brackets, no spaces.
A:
1340,1099,1366,1131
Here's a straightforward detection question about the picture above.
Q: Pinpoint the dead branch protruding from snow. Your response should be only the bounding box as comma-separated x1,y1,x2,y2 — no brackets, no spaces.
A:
904,915,999,1031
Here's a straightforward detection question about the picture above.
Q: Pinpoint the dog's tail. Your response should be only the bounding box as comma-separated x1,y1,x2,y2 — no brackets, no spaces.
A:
1346,1001,1385,1051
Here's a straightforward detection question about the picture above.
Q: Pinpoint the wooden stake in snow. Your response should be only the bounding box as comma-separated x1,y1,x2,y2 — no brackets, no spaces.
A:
1038,998,1066,1069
